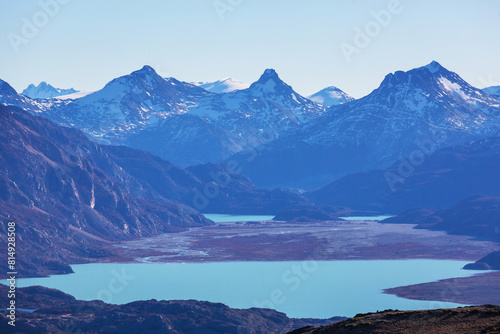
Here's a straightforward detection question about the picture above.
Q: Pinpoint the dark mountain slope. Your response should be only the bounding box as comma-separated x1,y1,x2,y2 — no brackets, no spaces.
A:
0,104,212,277
380,195,500,242
307,137,500,213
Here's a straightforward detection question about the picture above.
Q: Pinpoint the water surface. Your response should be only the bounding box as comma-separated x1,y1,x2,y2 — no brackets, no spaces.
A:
13,260,482,318
203,214,275,222
340,215,394,221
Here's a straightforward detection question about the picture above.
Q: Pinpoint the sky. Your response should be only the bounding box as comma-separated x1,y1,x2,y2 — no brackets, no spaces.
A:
1,0,499,99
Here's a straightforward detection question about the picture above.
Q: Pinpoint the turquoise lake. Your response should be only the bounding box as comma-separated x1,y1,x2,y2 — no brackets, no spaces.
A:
14,260,482,318
203,214,275,222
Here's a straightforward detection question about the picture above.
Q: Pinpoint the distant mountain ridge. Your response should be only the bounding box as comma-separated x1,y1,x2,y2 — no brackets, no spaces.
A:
483,85,500,96
22,81,78,99
3,61,500,183
231,61,500,189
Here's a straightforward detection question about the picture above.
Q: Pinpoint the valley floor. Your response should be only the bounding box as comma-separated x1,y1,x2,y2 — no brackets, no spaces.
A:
97,218,500,307
112,219,498,263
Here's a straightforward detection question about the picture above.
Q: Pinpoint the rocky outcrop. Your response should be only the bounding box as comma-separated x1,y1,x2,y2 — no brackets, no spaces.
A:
290,305,500,334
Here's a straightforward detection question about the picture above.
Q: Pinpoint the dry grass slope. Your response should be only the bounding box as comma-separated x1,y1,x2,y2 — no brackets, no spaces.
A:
290,305,500,334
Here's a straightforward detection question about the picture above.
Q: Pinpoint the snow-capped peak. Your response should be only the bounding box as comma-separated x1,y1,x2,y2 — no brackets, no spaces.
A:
194,77,250,93
307,86,355,106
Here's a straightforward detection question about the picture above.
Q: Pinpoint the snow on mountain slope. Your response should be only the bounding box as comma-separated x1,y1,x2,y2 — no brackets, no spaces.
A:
22,82,78,99
47,65,213,142
299,61,500,148
0,79,66,113
23,66,325,166
483,85,500,96
189,69,326,140
55,90,97,100
231,61,500,189
307,86,355,106
194,78,250,93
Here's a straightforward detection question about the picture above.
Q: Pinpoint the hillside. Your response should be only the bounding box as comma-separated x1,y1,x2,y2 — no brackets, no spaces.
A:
380,195,500,242
307,138,500,213
290,305,500,334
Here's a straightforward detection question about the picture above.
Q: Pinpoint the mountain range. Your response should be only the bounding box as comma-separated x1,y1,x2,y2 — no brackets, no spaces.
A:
232,61,500,189
22,81,78,99
1,66,328,167
2,61,500,190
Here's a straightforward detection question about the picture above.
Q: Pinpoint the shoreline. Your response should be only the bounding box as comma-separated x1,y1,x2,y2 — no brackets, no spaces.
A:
5,219,499,308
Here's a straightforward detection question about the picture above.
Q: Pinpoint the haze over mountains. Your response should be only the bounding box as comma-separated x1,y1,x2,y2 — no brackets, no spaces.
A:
1,61,500,190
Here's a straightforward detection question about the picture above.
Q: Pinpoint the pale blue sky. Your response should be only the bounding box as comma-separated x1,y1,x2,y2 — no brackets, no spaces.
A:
1,0,499,98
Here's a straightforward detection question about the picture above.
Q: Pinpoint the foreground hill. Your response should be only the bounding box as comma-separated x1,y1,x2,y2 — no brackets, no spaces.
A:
0,285,345,334
290,305,500,334
307,137,500,213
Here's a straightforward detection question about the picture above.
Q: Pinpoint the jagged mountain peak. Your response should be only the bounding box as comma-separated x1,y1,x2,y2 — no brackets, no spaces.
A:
132,65,158,76
250,68,283,88
422,60,444,74
21,81,78,99
373,61,494,105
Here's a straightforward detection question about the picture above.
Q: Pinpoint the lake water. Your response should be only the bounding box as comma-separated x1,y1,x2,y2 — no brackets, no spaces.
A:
203,213,395,223
339,215,394,221
203,214,275,222
13,260,482,318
